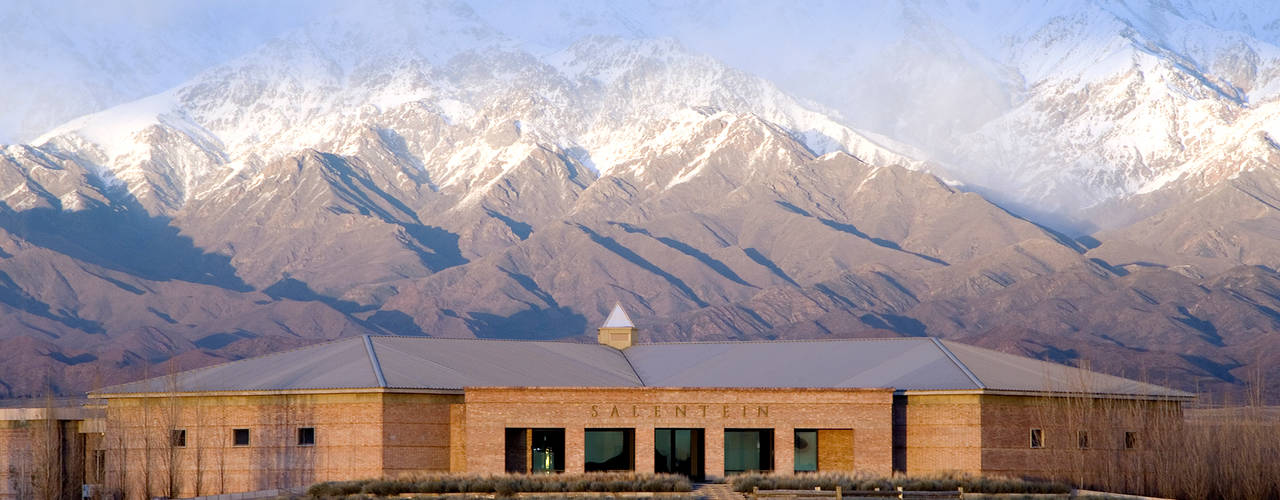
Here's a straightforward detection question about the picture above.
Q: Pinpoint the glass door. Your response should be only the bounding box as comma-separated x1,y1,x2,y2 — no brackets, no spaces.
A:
654,428,704,480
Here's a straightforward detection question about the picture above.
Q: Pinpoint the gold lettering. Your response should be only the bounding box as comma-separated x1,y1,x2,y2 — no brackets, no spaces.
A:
743,406,749,417
632,405,640,417
591,405,599,418
723,405,731,418
653,406,661,417
675,405,687,417
757,406,769,417
610,405,620,417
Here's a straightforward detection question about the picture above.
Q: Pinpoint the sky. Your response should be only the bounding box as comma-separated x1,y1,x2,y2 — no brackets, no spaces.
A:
5,0,1277,144
4,0,1279,185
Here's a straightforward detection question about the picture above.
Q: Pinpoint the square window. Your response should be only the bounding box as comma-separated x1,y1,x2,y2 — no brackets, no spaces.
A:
1030,428,1044,449
584,428,634,472
298,427,315,446
233,428,250,446
1077,430,1089,449
171,429,187,447
1124,431,1137,449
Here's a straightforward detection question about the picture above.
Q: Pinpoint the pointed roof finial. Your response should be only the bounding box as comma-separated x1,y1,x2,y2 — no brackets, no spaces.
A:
602,302,634,328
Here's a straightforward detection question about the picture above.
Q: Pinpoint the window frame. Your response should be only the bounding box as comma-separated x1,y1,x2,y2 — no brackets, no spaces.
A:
171,429,187,448
1124,431,1137,450
232,428,250,447
1077,429,1089,449
1029,428,1044,449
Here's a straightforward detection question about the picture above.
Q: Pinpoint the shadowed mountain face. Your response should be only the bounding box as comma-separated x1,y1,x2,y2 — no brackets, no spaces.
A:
2,4,1280,402
2,109,1278,401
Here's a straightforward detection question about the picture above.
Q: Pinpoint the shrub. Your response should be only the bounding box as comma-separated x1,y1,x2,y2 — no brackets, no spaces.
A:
307,472,693,498
728,472,1069,494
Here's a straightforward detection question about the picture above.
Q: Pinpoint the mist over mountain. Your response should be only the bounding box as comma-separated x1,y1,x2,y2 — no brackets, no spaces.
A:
1,0,1278,403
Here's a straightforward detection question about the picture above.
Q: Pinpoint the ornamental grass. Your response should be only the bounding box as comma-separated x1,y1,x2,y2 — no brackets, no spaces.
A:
728,472,1070,495
306,472,692,498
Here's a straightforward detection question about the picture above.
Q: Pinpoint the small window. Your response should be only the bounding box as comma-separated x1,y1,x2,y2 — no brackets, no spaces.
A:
1077,430,1089,449
171,429,187,447
1029,428,1044,449
298,427,316,446
92,450,105,483
233,428,250,446
1124,431,1137,449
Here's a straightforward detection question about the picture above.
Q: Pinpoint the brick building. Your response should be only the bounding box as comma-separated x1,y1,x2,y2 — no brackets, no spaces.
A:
6,305,1192,499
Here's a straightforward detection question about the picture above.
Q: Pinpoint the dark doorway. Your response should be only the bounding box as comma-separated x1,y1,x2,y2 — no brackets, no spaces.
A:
585,428,635,471
655,428,704,480
505,428,527,473
505,428,565,473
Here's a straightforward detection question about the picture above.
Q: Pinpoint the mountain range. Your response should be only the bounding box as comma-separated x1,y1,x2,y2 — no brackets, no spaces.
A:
0,0,1278,403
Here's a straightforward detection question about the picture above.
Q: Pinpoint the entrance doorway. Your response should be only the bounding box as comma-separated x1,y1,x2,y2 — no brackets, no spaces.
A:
505,428,565,473
655,428,704,480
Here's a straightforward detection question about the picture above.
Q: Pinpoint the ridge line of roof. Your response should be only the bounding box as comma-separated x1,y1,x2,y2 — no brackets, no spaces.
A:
364,335,388,388
618,347,646,387
931,338,985,389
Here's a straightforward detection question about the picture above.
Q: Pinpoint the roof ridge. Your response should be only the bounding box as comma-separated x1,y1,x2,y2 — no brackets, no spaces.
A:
94,335,368,394
619,348,646,386
363,335,388,388
931,338,985,389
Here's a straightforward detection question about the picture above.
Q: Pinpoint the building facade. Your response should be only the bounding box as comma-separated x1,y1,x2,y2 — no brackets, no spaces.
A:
4,306,1192,499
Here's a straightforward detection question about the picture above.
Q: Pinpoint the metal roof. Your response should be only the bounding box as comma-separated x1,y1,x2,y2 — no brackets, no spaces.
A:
95,335,1192,399
939,340,1189,398
624,338,980,390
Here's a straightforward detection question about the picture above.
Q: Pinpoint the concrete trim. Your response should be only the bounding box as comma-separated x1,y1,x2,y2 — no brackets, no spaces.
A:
89,387,464,398
896,388,1194,401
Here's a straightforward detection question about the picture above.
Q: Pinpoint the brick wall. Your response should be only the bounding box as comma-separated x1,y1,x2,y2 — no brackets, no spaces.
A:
462,387,894,479
0,422,32,500
979,394,1182,487
101,391,460,500
895,394,984,475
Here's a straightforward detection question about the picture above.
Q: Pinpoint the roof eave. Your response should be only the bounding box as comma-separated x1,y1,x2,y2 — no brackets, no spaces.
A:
896,388,1195,401
89,387,465,399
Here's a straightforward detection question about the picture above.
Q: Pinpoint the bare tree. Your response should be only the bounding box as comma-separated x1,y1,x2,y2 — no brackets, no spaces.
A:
32,392,63,500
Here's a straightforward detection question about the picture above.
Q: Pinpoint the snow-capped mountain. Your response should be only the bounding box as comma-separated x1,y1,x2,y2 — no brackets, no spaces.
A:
26,2,916,218
3,0,1280,404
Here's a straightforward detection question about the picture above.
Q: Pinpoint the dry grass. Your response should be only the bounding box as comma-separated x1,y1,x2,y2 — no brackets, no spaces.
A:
728,472,1070,494
305,472,692,498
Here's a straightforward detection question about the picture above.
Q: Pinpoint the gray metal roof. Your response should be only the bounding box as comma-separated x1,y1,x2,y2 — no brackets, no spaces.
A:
96,335,1192,399
624,338,980,390
939,340,1189,398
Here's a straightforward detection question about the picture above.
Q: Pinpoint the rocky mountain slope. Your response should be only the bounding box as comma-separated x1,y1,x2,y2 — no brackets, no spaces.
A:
0,0,1278,402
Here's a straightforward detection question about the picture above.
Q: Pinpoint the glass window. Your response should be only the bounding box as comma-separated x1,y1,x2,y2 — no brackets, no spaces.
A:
1077,430,1089,449
1030,428,1043,449
298,427,315,446
724,429,773,474
233,428,250,446
1125,431,1137,449
794,430,818,472
655,428,705,480
585,429,635,471
171,429,186,447
531,428,565,473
